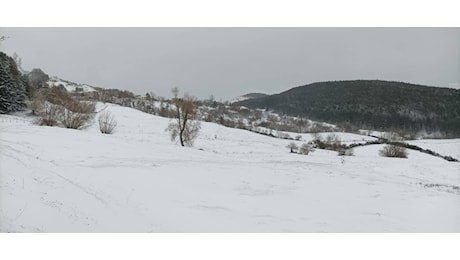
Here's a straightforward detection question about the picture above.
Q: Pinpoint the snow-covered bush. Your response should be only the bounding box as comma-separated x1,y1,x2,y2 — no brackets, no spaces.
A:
379,145,407,158
299,143,313,155
277,131,291,139
314,133,344,151
60,100,95,129
311,133,322,146
36,102,63,126
325,133,341,149
338,147,354,156
98,111,117,134
287,142,298,153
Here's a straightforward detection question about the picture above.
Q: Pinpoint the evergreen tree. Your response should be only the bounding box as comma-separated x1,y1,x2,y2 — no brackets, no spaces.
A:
0,63,14,113
0,52,27,114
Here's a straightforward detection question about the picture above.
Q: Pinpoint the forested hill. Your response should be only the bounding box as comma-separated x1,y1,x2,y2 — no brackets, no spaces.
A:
235,80,460,137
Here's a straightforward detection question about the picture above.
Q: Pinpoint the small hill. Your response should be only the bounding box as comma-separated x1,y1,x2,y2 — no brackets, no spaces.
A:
236,80,460,137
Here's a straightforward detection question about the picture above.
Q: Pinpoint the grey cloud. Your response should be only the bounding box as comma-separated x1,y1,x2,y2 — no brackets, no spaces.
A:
1,27,459,100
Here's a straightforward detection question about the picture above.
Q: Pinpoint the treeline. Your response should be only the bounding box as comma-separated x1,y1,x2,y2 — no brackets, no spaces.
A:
3,51,459,139
236,80,460,138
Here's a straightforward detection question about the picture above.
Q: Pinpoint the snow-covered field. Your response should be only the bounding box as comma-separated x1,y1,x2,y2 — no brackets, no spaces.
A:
407,139,460,161
1,104,459,232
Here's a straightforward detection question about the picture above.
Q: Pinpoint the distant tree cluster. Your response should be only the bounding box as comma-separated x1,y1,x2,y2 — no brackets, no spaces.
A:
311,133,354,156
0,52,26,114
287,142,314,155
94,88,136,107
198,101,339,137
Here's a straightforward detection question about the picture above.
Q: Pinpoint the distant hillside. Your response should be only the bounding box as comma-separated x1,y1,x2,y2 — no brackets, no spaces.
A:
20,68,98,97
47,76,97,93
236,80,460,137
230,93,268,103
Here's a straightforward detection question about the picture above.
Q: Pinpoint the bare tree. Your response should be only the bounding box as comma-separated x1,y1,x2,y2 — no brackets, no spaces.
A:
12,52,23,72
296,117,309,132
167,88,201,146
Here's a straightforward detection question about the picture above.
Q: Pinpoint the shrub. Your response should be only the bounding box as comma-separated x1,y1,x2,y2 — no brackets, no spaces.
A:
62,102,96,129
38,102,63,126
325,133,341,148
98,111,117,134
312,133,322,146
31,87,95,129
379,145,407,158
62,110,92,129
299,143,313,155
338,147,354,156
287,142,298,153
277,131,291,139
31,90,61,126
313,133,345,151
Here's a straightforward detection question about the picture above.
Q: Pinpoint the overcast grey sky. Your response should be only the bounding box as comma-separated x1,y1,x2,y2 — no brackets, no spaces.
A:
1,28,459,100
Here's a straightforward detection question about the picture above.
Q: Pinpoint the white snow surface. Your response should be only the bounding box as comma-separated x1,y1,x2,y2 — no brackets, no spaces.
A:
1,103,459,232
407,139,460,161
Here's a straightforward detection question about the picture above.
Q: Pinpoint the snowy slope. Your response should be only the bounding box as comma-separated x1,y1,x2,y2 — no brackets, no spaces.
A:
1,104,459,232
47,77,96,93
407,139,460,161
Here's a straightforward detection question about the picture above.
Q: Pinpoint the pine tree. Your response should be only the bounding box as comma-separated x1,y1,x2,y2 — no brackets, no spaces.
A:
0,61,16,113
0,52,26,114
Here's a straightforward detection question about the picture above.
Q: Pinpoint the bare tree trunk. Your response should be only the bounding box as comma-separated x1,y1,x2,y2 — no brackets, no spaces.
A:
179,113,189,146
167,88,200,147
